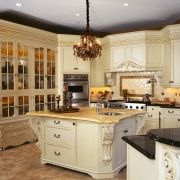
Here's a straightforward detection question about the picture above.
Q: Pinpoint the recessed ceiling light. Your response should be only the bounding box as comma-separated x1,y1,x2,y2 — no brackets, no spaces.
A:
75,13,80,17
16,2,23,7
123,3,128,7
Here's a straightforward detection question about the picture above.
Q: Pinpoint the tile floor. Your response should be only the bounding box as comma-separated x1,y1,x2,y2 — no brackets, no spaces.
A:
0,142,126,180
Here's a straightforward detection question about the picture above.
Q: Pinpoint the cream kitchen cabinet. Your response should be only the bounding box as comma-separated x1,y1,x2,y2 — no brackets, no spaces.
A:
61,46,90,73
161,108,180,128
29,112,138,179
142,106,160,134
90,54,104,86
164,40,180,87
111,45,145,71
0,20,57,150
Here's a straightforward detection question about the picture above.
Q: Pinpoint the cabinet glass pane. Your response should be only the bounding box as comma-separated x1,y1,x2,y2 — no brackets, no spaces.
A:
1,42,14,90
18,96,29,115
47,49,55,89
47,94,55,110
35,95,44,111
18,44,29,90
34,48,44,89
2,96,14,117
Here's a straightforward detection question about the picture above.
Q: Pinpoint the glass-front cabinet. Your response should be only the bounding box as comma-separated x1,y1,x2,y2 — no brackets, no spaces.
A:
1,42,14,91
33,46,56,112
18,44,29,90
0,21,57,150
0,42,57,118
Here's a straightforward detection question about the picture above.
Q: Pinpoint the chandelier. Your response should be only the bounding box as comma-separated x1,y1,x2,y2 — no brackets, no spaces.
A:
73,0,102,61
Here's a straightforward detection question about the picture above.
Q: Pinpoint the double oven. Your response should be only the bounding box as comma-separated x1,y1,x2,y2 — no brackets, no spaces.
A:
63,74,89,107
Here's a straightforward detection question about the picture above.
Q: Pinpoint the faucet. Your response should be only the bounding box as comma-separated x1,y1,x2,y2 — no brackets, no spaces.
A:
101,98,110,113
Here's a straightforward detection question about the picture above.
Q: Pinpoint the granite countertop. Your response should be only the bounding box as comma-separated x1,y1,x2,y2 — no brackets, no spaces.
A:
147,128,180,147
26,107,146,124
122,128,180,159
122,135,155,159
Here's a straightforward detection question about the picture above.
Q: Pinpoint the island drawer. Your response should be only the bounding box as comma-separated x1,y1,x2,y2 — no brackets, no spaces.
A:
44,127,72,147
44,144,73,165
42,118,72,128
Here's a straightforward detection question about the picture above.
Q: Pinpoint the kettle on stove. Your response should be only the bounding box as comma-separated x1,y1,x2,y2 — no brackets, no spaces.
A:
142,94,151,102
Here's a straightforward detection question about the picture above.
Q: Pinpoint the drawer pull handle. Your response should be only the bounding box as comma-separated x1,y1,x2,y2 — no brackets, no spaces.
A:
54,120,60,124
147,114,152,117
54,151,61,156
124,130,128,133
168,110,174,113
54,134,60,138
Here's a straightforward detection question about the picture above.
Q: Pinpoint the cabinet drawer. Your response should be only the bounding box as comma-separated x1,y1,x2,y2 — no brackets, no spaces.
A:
44,127,72,147
44,144,73,165
42,118,72,128
2,120,30,132
163,109,180,116
146,106,160,118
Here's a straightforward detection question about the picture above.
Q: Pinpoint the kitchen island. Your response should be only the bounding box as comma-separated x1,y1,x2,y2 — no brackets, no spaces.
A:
26,107,146,179
122,128,180,180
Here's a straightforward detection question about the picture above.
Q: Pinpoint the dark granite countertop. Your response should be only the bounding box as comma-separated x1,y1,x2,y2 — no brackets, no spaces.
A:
122,128,180,159
147,128,180,147
122,135,155,159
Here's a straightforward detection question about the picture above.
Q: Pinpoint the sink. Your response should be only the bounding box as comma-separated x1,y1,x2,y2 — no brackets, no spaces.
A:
99,112,122,116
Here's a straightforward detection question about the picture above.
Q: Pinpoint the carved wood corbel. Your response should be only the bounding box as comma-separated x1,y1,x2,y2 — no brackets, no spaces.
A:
101,124,114,162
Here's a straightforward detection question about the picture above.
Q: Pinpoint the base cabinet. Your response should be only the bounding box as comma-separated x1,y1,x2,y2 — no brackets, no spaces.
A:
30,116,136,179
142,106,160,134
161,108,180,128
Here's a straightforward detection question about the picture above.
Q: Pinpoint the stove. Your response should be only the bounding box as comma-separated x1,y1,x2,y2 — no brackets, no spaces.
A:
109,101,147,110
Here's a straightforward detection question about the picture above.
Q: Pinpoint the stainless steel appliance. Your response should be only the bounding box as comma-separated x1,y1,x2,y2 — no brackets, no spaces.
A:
109,101,147,110
63,74,89,107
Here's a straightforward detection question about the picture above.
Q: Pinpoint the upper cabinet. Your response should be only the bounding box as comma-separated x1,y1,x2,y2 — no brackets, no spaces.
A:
58,35,90,73
163,25,180,87
105,31,164,72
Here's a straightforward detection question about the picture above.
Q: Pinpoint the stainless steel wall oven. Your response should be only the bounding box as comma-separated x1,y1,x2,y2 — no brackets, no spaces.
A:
63,74,89,107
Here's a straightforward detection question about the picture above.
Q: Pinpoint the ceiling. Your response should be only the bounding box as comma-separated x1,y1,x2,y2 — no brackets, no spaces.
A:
0,0,180,37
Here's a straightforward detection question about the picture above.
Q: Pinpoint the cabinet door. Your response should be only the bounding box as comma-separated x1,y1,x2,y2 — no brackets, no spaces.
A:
171,40,180,86
46,48,56,90
61,47,90,72
113,122,133,167
90,57,104,86
145,44,163,69
164,40,180,87
1,42,15,91
17,43,30,90
161,117,180,128
75,122,97,170
142,119,159,134
1,96,15,118
34,47,45,90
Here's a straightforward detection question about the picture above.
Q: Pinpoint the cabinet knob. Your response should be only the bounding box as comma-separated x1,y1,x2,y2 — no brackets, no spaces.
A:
54,134,60,138
72,122,76,126
124,130,128,133
168,110,174,113
178,119,180,121
54,151,61,156
54,120,60,124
